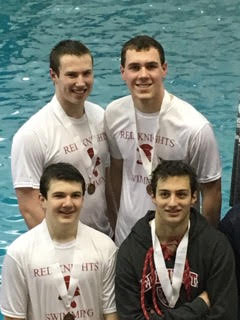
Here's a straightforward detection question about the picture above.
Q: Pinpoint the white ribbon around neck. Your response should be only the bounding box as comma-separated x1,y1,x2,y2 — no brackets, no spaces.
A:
131,90,171,177
53,97,99,184
44,220,83,312
150,218,190,308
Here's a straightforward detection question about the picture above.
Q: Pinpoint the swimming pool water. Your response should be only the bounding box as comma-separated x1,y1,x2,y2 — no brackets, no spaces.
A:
0,0,239,315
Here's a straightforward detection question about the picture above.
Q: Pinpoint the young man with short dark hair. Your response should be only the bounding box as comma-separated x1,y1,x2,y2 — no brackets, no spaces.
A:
105,35,222,246
11,40,112,236
1,163,118,320
115,160,237,319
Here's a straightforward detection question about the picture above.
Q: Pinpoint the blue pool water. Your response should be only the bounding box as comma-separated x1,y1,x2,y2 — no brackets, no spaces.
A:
0,0,239,316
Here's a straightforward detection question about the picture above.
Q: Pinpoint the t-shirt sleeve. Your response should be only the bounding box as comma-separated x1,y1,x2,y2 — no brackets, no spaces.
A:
0,254,28,318
102,244,118,314
189,123,221,183
11,128,44,189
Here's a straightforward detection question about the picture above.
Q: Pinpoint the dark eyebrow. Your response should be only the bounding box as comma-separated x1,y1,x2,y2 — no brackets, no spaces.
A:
146,61,159,65
65,71,78,75
52,191,65,196
72,191,82,195
128,62,140,67
52,191,82,196
158,189,189,192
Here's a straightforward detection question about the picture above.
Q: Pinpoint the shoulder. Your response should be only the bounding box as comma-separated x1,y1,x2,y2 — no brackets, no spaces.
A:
105,96,133,132
219,205,240,253
169,94,209,127
84,100,105,123
190,210,232,251
118,211,153,258
105,95,132,115
7,223,44,258
85,100,104,113
220,205,240,228
78,223,117,256
13,102,53,140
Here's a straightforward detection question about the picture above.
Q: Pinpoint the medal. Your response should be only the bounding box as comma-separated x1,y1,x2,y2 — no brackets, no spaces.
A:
87,183,95,195
53,98,101,198
45,219,84,319
151,219,190,308
146,184,152,195
132,91,172,179
63,312,75,320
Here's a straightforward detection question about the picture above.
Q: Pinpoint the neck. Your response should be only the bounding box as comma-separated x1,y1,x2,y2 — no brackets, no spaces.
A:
135,100,162,113
155,215,189,244
56,94,85,119
134,87,165,113
46,221,78,243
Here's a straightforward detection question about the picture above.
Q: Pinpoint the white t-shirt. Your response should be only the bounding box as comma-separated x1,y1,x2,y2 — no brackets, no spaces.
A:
11,95,111,235
105,90,221,245
0,220,117,320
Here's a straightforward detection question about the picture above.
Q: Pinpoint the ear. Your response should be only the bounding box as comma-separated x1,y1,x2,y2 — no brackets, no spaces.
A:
49,68,58,82
191,191,197,206
162,62,168,78
151,193,157,206
120,65,126,81
39,194,47,211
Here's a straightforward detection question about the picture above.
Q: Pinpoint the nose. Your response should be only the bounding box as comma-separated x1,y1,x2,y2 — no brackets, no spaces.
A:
168,194,177,207
138,67,149,78
62,196,74,207
75,75,84,86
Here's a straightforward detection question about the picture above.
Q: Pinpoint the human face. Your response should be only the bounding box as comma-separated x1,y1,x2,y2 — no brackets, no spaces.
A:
152,175,197,228
41,179,84,229
50,54,93,113
121,48,167,108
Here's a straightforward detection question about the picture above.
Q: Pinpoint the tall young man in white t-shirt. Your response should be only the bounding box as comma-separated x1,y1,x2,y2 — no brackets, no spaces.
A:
1,162,118,320
104,35,222,245
11,40,113,236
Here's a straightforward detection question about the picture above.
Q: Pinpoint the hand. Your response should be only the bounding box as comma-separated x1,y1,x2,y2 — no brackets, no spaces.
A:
199,291,210,307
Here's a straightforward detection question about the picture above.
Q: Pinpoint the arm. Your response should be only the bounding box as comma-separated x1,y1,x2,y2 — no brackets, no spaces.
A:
200,178,221,227
198,291,210,307
1,254,28,320
105,167,118,231
15,188,45,229
110,157,123,211
116,250,208,320
104,312,119,320
204,232,238,319
11,127,45,229
219,206,240,293
102,244,118,319
189,123,221,227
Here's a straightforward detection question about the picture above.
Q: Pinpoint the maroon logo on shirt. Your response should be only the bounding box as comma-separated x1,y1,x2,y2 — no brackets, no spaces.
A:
142,269,199,307
58,275,80,308
136,144,153,165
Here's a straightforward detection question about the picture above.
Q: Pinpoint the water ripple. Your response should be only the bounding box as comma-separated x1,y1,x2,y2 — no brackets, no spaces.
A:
0,3,239,309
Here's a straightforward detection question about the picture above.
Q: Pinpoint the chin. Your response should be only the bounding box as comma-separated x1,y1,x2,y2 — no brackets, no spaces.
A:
59,214,77,223
166,215,183,224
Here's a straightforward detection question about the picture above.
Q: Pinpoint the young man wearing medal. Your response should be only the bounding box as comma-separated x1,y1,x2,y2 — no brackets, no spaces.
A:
0,163,118,320
115,160,238,319
104,35,222,246
11,40,113,236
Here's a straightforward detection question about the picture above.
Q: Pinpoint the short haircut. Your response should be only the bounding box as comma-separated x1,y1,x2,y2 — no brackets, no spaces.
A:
121,35,165,67
150,160,198,196
40,162,86,198
49,40,93,76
